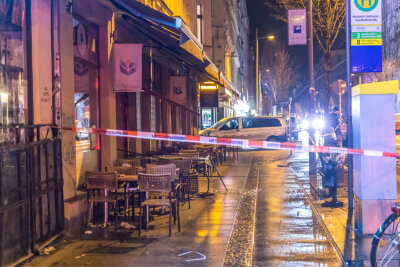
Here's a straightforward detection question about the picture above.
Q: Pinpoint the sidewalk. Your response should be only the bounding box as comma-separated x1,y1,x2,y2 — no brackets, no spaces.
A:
252,151,342,266
23,153,253,267
289,151,373,266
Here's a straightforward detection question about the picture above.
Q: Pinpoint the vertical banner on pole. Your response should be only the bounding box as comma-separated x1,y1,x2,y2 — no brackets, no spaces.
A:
288,9,307,46
350,0,382,73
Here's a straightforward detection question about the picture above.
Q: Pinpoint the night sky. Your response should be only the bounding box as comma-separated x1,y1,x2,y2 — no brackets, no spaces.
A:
246,0,310,110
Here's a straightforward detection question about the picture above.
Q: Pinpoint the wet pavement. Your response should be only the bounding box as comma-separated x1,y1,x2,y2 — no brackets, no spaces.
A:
252,151,342,266
23,150,343,266
289,151,372,266
24,152,252,267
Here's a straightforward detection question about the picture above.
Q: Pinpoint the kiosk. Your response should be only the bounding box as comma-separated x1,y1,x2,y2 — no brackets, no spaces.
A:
352,80,399,234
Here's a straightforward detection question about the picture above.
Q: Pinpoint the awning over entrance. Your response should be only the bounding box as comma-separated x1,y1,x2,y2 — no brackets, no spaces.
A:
111,0,204,62
110,0,239,97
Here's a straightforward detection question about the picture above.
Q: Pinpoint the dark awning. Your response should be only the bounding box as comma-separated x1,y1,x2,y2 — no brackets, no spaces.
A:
111,0,204,62
111,0,178,28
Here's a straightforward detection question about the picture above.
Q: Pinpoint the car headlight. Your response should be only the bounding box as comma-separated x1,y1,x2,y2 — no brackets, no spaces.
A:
312,119,324,129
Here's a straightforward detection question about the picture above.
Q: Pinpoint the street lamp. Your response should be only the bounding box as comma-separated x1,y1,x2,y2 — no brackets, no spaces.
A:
255,28,275,116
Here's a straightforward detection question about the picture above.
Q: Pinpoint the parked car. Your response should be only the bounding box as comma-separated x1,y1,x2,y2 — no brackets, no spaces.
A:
199,116,287,142
75,120,89,140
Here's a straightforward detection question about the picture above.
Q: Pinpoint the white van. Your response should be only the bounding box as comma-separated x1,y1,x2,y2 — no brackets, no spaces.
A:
199,116,287,142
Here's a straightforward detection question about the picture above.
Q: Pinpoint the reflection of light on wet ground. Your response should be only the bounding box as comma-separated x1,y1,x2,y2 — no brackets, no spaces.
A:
76,140,90,152
299,130,309,146
254,152,340,265
76,139,91,186
195,197,224,240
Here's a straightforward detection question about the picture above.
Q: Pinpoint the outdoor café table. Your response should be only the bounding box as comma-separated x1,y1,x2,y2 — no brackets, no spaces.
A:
118,174,138,223
191,156,228,197
117,174,138,182
158,155,184,162
103,174,138,225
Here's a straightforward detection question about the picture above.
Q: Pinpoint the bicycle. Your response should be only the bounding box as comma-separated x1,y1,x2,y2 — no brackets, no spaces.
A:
370,202,400,266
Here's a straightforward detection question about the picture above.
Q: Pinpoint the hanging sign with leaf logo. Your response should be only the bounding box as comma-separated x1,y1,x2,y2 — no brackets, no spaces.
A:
170,76,187,105
114,44,142,92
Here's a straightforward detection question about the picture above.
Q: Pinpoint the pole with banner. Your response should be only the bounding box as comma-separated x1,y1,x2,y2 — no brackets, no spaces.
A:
288,9,307,46
288,8,316,173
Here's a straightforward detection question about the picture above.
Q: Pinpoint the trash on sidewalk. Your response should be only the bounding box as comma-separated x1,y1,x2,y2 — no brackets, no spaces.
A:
42,246,56,255
84,230,93,235
120,222,136,229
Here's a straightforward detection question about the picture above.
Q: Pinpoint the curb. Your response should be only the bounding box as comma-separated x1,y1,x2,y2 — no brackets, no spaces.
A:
289,166,347,267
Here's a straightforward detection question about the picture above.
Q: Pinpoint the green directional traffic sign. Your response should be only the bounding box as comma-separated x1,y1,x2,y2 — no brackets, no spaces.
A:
351,32,382,39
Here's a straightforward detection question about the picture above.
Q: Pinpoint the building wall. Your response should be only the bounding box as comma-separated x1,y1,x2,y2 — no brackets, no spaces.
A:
59,0,77,200
196,0,212,57
210,0,251,119
32,0,53,126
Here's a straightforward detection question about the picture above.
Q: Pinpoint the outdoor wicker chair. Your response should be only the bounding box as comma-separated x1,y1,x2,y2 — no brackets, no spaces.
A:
168,159,195,208
116,158,141,167
115,158,143,172
146,163,177,182
109,166,137,175
138,173,180,237
86,171,124,231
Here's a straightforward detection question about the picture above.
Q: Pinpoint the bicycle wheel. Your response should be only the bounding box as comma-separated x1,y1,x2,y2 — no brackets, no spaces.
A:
371,213,400,266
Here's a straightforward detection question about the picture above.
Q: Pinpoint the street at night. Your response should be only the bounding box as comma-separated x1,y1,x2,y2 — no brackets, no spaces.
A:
0,0,399,266
24,150,343,266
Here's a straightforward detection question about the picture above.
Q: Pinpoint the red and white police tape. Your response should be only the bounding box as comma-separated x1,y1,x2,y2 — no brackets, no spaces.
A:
62,127,400,159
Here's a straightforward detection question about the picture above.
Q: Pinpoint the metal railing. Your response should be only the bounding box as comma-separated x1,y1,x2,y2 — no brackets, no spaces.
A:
0,124,63,266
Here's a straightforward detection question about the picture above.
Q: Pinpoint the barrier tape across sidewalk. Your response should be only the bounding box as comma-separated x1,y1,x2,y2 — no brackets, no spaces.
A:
61,127,400,159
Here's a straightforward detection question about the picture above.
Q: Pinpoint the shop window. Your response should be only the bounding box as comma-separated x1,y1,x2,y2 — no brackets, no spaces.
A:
196,4,203,43
201,108,212,128
74,93,89,140
0,0,27,144
73,18,99,144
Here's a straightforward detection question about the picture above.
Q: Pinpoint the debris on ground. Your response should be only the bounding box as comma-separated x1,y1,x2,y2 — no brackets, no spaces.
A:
84,230,93,235
120,222,136,229
42,246,56,255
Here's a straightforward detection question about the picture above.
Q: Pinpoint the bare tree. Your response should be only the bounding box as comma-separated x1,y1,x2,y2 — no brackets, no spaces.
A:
267,0,346,110
261,45,295,106
371,60,398,82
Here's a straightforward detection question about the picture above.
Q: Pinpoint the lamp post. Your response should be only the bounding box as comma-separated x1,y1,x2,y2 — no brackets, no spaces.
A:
308,0,317,175
255,28,275,116
256,28,259,116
